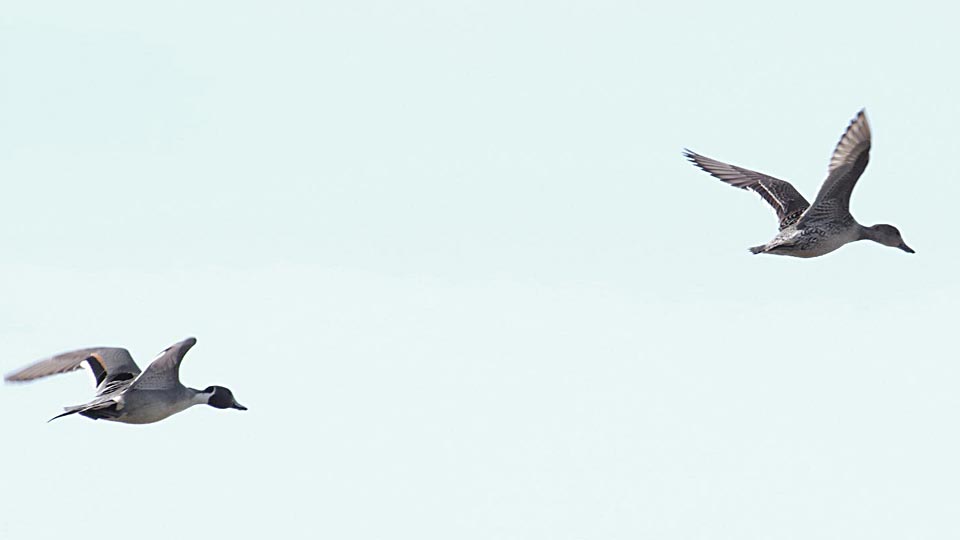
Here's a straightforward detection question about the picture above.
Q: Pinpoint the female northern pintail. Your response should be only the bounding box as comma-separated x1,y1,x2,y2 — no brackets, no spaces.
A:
4,337,246,424
684,109,913,258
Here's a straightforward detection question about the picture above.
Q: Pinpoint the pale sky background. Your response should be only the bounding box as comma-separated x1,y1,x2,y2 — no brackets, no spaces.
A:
0,1,957,539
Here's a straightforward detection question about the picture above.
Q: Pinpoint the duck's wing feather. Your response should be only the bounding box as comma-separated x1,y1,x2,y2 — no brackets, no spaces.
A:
130,337,198,391
801,109,871,223
4,347,141,388
684,149,810,229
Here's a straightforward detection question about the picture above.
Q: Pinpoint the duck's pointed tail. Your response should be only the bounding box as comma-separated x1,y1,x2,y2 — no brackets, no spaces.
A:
748,244,768,255
47,405,85,423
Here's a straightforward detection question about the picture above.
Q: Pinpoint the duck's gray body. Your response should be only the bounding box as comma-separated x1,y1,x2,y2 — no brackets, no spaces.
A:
685,109,913,258
117,388,204,424
67,386,208,425
756,214,859,258
5,337,246,424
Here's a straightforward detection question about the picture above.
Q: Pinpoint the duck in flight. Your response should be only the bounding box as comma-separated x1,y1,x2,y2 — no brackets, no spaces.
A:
684,109,913,257
4,337,246,424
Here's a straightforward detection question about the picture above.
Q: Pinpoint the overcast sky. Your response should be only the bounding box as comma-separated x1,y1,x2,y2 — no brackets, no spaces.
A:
1,1,957,539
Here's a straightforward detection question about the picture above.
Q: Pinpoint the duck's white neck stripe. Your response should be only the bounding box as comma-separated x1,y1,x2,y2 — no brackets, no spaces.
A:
191,390,211,406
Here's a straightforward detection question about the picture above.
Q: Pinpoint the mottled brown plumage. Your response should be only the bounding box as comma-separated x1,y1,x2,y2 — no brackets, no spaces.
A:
684,109,913,257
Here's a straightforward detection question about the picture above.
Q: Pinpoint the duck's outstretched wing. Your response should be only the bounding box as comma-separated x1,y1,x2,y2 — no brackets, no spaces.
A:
684,149,810,229
5,347,141,389
130,337,197,391
801,109,871,222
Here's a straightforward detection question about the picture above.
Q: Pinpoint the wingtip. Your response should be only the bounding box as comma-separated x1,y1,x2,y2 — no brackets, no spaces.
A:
849,108,869,127
4,366,24,383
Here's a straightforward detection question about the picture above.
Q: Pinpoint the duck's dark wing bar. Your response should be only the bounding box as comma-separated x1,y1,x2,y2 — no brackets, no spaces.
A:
4,347,141,388
808,109,871,213
684,149,810,229
130,337,197,391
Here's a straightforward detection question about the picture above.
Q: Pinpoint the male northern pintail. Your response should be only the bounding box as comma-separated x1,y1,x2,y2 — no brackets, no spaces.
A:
4,337,246,424
684,109,913,258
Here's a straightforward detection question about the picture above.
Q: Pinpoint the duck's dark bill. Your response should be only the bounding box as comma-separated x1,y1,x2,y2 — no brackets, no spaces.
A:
233,403,248,411
899,243,915,254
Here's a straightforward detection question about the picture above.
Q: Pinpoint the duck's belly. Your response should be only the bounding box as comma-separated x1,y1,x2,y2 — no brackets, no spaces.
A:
110,395,198,424
769,227,857,258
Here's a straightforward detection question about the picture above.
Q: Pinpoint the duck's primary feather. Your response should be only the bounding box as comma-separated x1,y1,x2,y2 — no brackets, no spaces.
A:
683,149,810,230
4,347,141,387
800,109,871,224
